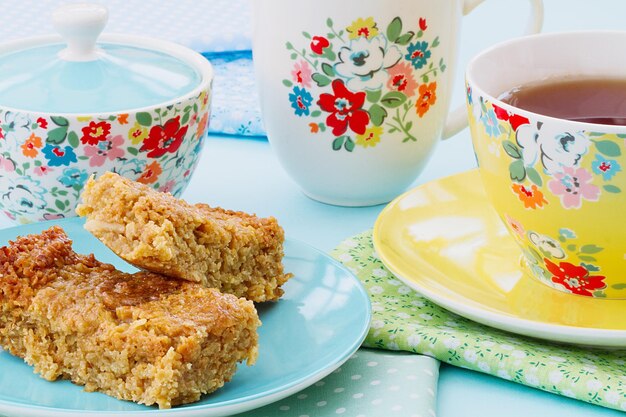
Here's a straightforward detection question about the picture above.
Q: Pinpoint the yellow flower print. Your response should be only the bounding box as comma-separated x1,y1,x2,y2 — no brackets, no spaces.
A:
128,121,148,145
356,126,383,148
346,17,378,40
77,116,92,122
199,91,209,110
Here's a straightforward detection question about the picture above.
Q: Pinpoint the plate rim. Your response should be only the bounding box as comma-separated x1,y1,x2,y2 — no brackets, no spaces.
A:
373,169,626,348
0,218,372,416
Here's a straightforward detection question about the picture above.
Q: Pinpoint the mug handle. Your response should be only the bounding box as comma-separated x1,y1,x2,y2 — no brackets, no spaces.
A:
441,0,544,139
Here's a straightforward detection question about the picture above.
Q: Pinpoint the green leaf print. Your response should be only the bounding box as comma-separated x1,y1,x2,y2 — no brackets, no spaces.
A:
526,167,543,186
46,126,68,144
321,62,335,77
502,140,522,159
136,112,152,127
386,17,402,43
366,89,382,103
603,184,621,193
50,116,69,127
594,139,622,157
344,137,355,152
380,91,407,108
312,73,331,87
508,160,526,182
368,104,388,126
395,32,414,45
332,136,345,151
67,131,79,148
579,244,603,254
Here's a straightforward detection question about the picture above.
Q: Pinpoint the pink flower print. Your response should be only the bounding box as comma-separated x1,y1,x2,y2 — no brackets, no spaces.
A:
159,180,176,193
386,61,418,97
291,61,312,88
0,155,15,172
505,214,525,239
84,134,125,167
548,167,600,209
33,166,53,176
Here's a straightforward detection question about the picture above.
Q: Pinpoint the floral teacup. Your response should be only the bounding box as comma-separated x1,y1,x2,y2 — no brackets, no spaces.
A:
253,0,543,206
467,31,626,299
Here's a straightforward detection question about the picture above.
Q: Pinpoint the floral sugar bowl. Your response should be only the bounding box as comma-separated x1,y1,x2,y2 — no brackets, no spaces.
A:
0,3,213,223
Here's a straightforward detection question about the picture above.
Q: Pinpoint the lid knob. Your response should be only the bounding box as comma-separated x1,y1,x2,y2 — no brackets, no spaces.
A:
52,3,108,62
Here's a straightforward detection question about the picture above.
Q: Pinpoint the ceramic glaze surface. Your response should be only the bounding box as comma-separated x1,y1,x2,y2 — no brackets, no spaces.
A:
0,43,201,113
0,89,212,223
253,0,543,206
373,170,626,347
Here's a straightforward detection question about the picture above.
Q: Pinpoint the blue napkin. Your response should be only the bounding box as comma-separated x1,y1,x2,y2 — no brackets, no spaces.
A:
204,52,266,138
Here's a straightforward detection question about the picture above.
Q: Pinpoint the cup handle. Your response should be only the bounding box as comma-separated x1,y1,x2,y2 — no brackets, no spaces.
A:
441,0,544,139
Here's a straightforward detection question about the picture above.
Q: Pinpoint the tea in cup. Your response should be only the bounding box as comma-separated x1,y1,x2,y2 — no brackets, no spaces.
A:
467,31,626,298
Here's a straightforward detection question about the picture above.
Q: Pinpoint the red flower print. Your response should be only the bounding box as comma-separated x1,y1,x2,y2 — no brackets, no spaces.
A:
140,116,188,158
492,104,529,131
0,126,3,140
419,18,427,31
544,258,606,297
318,79,369,136
81,121,111,145
36,117,48,129
310,36,330,55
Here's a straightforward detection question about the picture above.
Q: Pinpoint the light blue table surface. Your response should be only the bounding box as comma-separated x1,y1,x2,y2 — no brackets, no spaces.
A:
0,1,624,416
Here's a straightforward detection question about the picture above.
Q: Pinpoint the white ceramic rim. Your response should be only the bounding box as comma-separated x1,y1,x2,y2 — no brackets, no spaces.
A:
0,33,214,116
466,30,626,134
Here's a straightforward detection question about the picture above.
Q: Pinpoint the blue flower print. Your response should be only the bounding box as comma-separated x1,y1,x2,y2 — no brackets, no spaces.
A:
2,176,46,215
591,154,621,181
42,144,77,167
558,228,576,239
289,86,313,116
480,108,501,137
405,41,431,69
58,167,89,188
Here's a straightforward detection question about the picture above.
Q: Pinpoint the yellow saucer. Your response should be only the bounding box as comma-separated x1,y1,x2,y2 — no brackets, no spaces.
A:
373,169,626,347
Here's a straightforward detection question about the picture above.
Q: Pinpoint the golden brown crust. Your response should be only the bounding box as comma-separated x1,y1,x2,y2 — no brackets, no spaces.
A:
0,227,260,408
76,172,292,302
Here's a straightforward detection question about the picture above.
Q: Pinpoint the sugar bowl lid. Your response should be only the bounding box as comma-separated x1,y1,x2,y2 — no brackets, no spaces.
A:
0,3,209,114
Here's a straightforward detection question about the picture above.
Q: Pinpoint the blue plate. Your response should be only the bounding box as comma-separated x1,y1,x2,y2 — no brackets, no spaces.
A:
0,218,371,416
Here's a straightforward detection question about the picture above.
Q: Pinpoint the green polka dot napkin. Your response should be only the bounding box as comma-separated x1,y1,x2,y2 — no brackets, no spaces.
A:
330,230,626,413
242,349,439,417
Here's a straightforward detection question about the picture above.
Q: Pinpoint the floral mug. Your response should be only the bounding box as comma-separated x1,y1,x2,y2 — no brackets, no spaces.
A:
252,0,543,206
467,31,626,299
